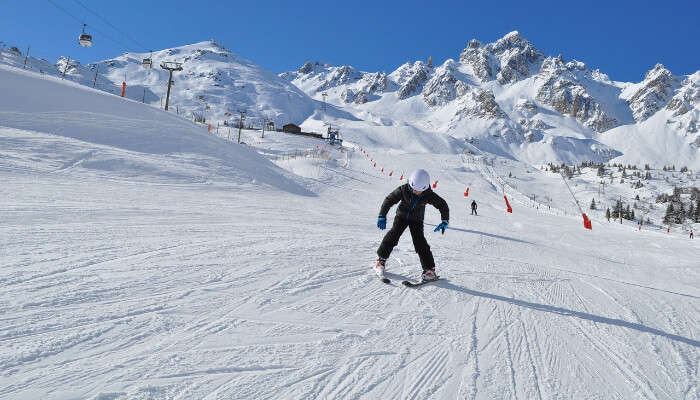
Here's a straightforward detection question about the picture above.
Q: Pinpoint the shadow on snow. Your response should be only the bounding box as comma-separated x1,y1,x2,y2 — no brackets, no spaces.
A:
435,280,699,348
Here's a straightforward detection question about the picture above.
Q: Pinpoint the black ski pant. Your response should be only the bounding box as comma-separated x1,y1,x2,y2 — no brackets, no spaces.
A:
471,208,477,215
377,217,435,270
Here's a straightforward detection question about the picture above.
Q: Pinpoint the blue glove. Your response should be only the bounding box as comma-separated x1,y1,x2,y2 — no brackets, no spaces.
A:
434,220,448,234
377,216,387,230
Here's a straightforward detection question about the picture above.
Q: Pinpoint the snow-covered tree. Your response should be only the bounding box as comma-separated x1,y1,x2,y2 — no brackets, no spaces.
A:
663,204,674,224
590,198,596,210
597,165,606,177
674,202,686,224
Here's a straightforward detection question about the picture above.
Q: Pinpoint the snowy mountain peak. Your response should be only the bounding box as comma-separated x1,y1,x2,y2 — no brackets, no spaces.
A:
390,61,431,100
422,59,470,107
458,31,543,84
626,63,679,122
87,40,316,125
664,71,699,135
466,39,482,49
490,30,532,53
298,60,314,74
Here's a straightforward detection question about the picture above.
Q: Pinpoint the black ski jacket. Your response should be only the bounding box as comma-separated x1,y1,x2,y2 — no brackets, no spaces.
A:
379,184,449,223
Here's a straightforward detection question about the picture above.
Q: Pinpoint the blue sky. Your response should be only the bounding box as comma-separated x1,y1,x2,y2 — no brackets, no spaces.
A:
1,0,698,82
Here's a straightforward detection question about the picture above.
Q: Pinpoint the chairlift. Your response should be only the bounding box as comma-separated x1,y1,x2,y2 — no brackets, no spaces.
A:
142,51,153,69
78,24,93,47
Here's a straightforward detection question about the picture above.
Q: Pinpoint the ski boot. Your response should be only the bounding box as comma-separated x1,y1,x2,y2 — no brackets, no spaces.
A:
375,257,386,278
421,268,438,282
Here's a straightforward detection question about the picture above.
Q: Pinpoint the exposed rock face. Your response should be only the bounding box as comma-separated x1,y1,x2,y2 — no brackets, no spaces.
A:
282,62,387,104
536,56,618,132
519,118,553,131
457,90,507,119
627,64,678,122
394,61,430,100
340,88,355,104
515,99,538,117
459,31,543,84
422,60,470,106
364,72,388,94
298,60,313,74
459,39,493,82
666,73,698,117
318,65,362,91
491,32,544,84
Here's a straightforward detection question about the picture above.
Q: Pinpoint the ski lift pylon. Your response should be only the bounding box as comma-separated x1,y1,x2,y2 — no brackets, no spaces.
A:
78,24,93,47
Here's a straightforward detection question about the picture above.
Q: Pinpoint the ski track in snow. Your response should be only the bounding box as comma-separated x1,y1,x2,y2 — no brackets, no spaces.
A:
1,68,699,398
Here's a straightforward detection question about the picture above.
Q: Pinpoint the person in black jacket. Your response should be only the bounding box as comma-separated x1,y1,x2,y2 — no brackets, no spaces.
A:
471,200,477,215
375,169,449,282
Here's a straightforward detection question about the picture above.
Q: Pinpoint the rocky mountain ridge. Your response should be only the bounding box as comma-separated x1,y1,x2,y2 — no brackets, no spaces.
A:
281,31,698,166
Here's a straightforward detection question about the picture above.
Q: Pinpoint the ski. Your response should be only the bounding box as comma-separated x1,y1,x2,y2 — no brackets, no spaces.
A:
402,277,440,287
379,277,391,284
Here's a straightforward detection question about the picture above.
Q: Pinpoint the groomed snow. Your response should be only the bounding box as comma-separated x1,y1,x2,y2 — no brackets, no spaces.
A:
1,60,698,399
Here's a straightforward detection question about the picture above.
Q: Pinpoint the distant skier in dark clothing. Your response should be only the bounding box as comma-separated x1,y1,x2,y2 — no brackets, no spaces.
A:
375,169,449,282
471,200,478,215
691,229,694,239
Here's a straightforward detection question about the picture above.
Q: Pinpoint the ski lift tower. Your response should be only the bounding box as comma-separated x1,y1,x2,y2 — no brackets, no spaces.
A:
160,61,183,111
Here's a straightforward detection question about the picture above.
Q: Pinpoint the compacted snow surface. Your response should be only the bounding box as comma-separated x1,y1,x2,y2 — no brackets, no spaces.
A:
1,65,699,399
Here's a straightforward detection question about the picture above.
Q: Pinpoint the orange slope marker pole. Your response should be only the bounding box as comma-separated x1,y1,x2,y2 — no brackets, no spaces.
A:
504,195,513,213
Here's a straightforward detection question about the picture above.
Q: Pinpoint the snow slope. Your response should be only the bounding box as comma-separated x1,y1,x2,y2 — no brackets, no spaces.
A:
0,64,310,195
1,62,699,399
0,45,158,103
600,72,700,168
91,41,317,126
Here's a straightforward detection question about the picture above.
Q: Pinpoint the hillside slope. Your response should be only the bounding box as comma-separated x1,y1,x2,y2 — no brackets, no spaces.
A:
2,132,698,398
0,64,310,194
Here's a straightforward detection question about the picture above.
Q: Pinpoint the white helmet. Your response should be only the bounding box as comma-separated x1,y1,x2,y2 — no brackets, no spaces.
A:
409,169,430,191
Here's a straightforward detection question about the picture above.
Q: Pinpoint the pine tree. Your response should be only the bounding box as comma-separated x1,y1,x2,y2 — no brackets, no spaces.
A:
696,198,700,222
597,165,606,177
663,204,674,224
675,202,686,224
590,198,597,210
612,199,623,219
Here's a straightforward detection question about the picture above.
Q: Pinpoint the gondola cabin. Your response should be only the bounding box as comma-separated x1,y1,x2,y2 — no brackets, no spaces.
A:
78,24,92,47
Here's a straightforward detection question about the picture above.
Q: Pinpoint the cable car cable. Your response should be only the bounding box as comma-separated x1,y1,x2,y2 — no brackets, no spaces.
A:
46,0,131,51
72,0,150,52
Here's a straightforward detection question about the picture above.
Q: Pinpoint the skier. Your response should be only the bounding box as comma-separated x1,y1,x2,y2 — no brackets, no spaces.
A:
471,200,478,215
691,229,694,239
375,169,449,282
